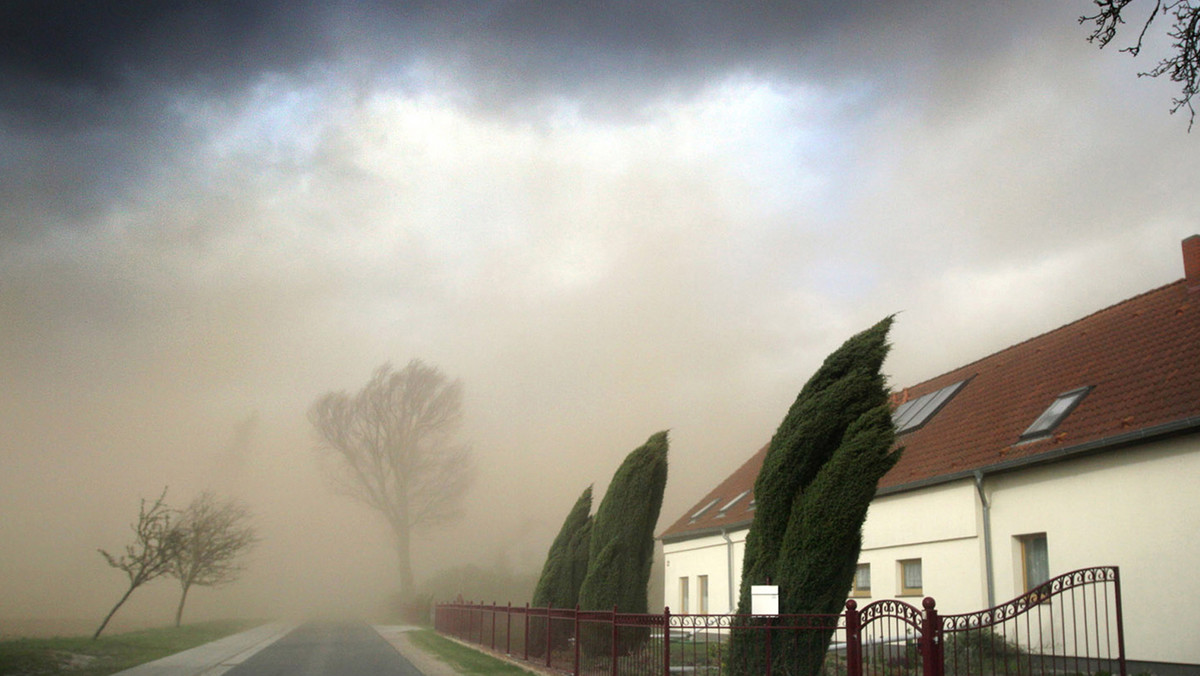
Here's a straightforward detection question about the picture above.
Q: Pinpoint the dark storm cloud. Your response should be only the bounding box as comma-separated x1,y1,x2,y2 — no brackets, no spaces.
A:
0,0,960,242
0,0,974,128
0,0,338,129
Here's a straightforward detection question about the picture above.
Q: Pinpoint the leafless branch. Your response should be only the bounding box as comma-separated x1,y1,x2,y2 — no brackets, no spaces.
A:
1082,0,1199,128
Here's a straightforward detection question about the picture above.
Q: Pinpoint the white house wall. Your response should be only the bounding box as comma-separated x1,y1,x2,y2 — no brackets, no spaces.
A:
663,529,746,615
662,432,1200,666
856,478,986,612
983,435,1200,666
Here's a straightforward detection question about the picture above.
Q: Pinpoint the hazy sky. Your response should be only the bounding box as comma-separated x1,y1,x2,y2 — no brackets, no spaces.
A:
2,1,1197,628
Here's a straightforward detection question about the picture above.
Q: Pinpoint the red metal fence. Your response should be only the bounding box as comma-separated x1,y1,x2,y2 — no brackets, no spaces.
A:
434,566,1125,676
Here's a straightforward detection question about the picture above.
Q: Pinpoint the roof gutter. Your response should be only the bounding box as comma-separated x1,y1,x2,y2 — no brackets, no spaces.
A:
879,415,1200,498
660,518,753,545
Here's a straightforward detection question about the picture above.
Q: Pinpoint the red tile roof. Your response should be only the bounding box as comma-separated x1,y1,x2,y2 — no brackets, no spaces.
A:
661,275,1200,543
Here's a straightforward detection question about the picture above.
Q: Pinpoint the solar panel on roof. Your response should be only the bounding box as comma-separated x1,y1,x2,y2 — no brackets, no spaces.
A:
892,379,969,434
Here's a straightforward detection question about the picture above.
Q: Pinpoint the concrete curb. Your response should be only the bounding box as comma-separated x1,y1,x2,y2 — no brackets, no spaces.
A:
110,622,296,676
374,626,462,676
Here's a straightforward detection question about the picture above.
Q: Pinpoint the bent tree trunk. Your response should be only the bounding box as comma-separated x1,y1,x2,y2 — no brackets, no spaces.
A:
175,581,193,627
94,585,136,639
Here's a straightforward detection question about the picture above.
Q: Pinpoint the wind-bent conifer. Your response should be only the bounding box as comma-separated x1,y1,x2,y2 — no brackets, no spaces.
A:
533,485,593,610
578,431,669,615
730,317,900,675
530,485,593,656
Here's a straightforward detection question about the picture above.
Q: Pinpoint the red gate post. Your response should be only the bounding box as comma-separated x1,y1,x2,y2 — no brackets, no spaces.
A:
1113,568,1127,676
663,607,672,676
845,600,863,676
920,597,943,676
610,605,619,676
574,605,582,676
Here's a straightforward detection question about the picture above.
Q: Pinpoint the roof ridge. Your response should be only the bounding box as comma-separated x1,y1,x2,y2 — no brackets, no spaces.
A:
893,277,1187,392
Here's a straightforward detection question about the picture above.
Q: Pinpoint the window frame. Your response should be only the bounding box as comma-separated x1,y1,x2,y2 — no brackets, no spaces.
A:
1019,533,1050,594
1020,387,1092,441
851,563,872,598
698,575,709,614
898,559,923,596
689,498,720,522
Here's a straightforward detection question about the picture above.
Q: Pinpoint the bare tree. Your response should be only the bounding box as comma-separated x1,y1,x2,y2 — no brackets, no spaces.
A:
1082,0,1200,127
308,360,474,605
170,492,258,627
94,488,182,639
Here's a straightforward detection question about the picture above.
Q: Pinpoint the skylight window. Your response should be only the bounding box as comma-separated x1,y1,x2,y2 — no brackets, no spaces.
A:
690,498,720,521
716,490,751,517
892,379,969,434
1021,387,1092,441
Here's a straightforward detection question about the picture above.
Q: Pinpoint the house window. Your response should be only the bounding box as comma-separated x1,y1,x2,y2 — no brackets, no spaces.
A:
1021,387,1091,441
698,575,709,614
690,498,720,522
1020,534,1050,592
679,577,690,613
899,559,923,596
716,490,751,518
851,563,871,597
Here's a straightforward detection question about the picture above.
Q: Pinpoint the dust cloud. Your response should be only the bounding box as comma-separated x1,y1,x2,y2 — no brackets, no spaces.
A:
2,1,1198,636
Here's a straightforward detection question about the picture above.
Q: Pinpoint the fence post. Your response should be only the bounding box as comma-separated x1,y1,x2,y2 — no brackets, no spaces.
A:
663,607,672,676
506,602,512,656
574,605,581,676
546,604,554,669
921,597,943,676
611,605,619,676
845,599,862,676
765,616,773,676
491,602,498,651
524,602,531,662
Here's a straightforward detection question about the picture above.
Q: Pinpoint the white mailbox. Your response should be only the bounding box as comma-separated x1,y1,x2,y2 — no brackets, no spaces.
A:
750,585,779,616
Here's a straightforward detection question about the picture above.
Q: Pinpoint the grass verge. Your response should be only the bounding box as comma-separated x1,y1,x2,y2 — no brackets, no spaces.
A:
406,629,539,675
0,619,261,676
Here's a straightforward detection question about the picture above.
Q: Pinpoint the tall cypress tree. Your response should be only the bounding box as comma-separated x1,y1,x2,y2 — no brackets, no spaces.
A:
578,431,669,615
530,485,593,656
730,317,900,676
532,485,593,610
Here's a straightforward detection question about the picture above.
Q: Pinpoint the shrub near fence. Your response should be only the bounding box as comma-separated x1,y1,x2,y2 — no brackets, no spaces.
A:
435,567,1125,676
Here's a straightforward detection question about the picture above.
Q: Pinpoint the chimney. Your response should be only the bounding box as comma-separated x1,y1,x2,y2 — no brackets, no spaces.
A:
1185,235,1200,287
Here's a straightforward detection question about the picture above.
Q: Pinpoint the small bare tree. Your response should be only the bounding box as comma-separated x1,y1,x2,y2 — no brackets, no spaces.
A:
170,492,258,627
94,488,182,639
309,360,473,605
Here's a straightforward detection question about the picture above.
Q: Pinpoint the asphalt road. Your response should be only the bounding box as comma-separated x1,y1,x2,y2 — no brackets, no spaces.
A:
222,622,426,676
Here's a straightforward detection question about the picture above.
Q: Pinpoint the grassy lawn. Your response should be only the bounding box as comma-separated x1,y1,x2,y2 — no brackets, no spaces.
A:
0,620,260,676
406,629,540,675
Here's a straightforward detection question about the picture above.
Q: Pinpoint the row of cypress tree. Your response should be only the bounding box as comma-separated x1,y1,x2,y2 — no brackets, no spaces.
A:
528,317,899,676
532,430,669,616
